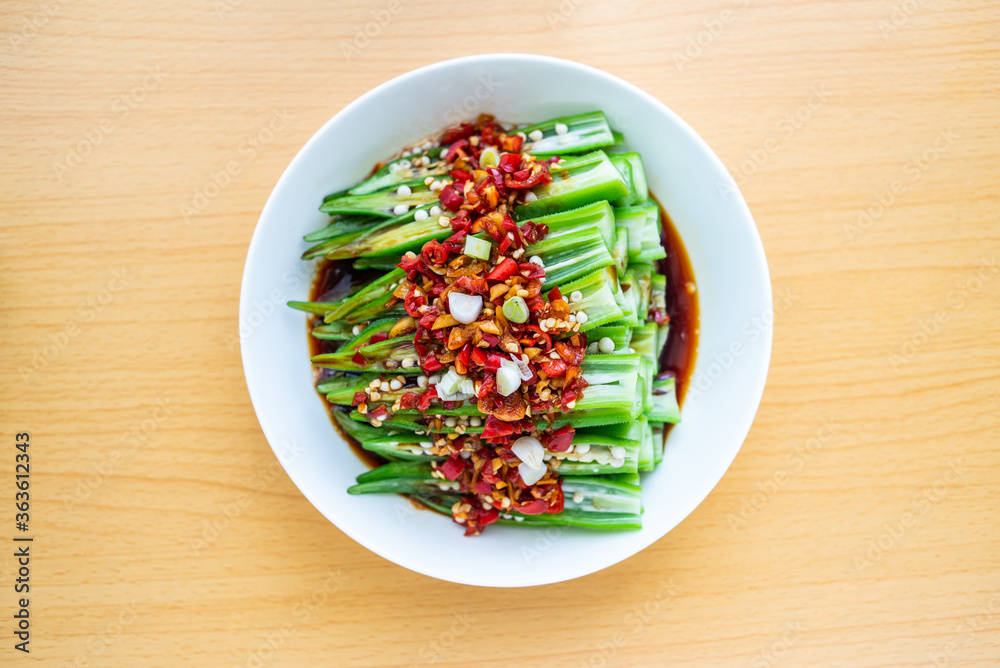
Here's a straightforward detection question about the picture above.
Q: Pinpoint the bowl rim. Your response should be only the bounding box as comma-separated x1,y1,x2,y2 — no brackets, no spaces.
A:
240,53,773,586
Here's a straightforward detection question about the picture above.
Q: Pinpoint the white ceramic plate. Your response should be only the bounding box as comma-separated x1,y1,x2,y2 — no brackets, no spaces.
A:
240,54,772,587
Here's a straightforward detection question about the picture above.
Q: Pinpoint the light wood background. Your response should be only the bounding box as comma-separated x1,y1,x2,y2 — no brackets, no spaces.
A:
2,0,998,665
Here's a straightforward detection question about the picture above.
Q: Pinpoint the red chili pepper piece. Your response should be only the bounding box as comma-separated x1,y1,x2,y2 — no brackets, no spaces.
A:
398,253,423,280
484,354,504,373
454,275,487,295
500,214,519,234
471,347,487,366
404,290,426,317
546,425,575,452
351,392,367,407
504,165,553,189
479,122,497,147
421,354,444,373
479,507,500,526
369,332,388,345
519,220,549,244
399,391,420,409
474,480,492,495
449,169,473,182
499,215,523,249
352,351,366,366
413,336,428,357
652,309,670,325
439,453,466,481
417,385,438,412
421,239,450,265
538,357,567,378
546,485,565,513
561,389,578,409
525,296,546,312
418,312,437,329
480,464,500,484
514,498,549,515
486,257,519,282
443,138,469,162
482,415,514,438
504,134,524,153
441,123,474,144
478,373,496,398
450,216,472,234
549,286,562,302
368,405,390,421
555,340,585,366
439,185,464,212
525,324,552,350
498,152,521,173
487,167,508,197
480,332,500,346
457,343,472,369
519,262,545,280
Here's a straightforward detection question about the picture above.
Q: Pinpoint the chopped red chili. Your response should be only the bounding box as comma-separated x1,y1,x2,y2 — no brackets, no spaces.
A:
498,152,521,173
438,185,464,212
486,257,519,282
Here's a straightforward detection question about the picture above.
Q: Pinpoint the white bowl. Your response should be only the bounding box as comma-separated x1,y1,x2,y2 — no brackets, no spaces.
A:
240,54,771,587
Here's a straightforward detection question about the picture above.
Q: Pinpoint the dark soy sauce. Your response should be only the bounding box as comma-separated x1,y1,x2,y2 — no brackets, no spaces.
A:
654,199,699,405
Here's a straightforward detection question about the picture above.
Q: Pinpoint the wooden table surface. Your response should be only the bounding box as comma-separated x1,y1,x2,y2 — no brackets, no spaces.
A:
2,0,998,665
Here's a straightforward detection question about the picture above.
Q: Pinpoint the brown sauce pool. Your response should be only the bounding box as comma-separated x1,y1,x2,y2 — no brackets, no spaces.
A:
654,199,699,404
307,196,699,467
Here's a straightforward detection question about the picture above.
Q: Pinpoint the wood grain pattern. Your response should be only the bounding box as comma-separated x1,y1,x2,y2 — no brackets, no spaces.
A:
2,0,998,665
